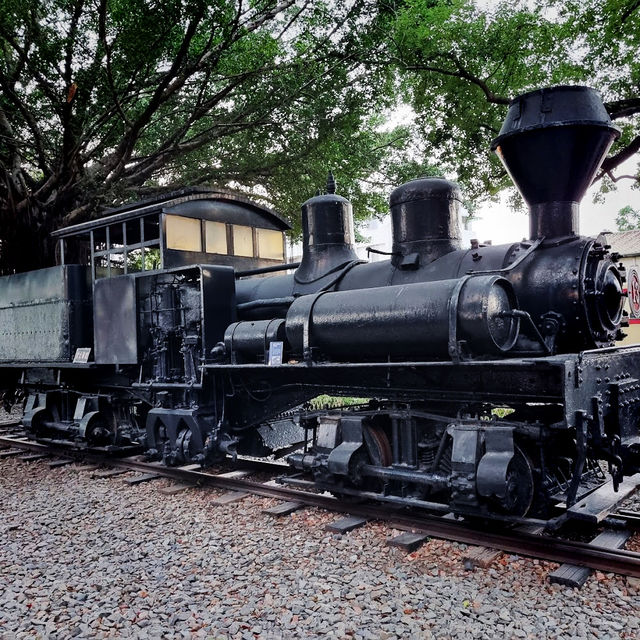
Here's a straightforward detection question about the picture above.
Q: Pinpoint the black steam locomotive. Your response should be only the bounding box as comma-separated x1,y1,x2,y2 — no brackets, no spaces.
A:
2,85,639,521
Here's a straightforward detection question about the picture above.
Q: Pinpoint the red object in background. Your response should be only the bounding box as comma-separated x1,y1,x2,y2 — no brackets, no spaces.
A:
628,267,640,319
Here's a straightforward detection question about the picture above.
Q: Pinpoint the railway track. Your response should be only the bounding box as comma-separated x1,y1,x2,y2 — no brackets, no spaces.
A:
2,433,640,581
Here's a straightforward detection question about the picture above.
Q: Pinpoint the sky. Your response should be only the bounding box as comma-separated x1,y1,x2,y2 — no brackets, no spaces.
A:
361,158,640,252
471,159,640,245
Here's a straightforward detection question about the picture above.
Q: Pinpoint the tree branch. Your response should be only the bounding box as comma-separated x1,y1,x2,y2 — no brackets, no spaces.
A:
103,0,301,187
60,0,85,173
605,98,640,120
102,7,207,182
0,74,50,174
0,19,61,110
596,134,640,181
0,109,27,196
606,173,638,183
62,202,93,226
64,0,84,85
276,1,311,40
97,0,131,127
243,0,297,32
398,54,510,105
144,73,252,160
620,0,640,24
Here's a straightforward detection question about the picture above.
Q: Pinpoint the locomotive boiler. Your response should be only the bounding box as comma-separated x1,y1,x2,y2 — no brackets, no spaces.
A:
1,85,639,522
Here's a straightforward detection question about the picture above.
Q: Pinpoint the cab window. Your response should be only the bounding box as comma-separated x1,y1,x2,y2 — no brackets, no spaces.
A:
166,215,202,252
205,221,228,255
232,225,254,257
257,228,284,260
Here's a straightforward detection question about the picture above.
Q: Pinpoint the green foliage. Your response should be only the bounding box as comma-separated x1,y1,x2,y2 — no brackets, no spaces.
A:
616,205,640,231
126,248,162,272
0,0,408,271
307,395,372,410
2,0,639,273
387,0,640,203
492,407,515,418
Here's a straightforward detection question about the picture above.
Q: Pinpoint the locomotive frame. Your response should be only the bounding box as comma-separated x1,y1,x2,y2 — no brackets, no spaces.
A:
2,85,640,523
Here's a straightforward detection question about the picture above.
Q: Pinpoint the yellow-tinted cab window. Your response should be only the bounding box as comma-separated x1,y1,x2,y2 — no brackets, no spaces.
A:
166,215,202,252
205,221,228,254
232,225,254,257
257,228,284,260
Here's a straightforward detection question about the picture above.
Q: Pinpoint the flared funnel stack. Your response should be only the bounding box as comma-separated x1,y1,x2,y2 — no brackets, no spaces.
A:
491,86,620,240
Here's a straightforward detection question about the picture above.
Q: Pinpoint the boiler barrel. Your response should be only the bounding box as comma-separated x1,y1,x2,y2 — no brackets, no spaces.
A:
285,275,519,361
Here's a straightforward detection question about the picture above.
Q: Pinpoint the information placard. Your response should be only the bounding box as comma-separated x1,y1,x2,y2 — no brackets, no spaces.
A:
268,341,283,366
73,347,92,363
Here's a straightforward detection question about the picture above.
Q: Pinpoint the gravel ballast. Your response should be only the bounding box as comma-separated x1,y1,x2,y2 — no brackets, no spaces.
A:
1,456,639,639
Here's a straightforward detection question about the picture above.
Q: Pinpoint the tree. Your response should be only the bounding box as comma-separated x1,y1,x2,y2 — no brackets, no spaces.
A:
616,205,640,231
387,0,640,203
0,0,408,273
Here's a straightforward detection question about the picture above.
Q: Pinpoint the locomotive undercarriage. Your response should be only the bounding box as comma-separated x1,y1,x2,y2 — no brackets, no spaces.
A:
285,402,608,519
5,365,145,451
7,341,640,524
3,347,639,526
13,378,216,466
19,387,145,450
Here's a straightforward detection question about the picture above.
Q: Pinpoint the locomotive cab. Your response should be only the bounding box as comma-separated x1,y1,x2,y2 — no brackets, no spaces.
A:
53,187,289,281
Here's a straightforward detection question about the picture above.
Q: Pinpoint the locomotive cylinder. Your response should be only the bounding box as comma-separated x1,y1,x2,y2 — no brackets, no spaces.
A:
389,177,462,267
224,318,286,362
285,275,519,361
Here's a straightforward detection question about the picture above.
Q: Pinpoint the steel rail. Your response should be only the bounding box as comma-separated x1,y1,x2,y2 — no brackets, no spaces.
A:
2,435,640,578
0,420,22,428
0,435,289,473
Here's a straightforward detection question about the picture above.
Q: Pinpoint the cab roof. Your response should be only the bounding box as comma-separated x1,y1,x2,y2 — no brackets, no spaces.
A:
52,187,290,238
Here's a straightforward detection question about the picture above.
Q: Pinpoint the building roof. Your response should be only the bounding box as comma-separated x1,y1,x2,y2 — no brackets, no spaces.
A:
52,187,290,238
600,230,640,257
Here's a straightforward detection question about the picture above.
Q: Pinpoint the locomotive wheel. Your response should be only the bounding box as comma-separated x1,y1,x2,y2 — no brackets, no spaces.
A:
364,423,392,467
498,446,535,517
1,389,14,413
26,407,54,438
342,425,393,495
85,418,112,446
175,428,197,464
323,425,393,501
79,410,115,446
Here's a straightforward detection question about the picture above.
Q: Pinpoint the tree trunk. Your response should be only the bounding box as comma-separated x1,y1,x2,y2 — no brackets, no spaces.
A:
0,200,60,275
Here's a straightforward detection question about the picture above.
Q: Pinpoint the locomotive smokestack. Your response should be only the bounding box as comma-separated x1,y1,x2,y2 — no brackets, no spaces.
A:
295,172,359,283
491,86,620,240
389,177,462,268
